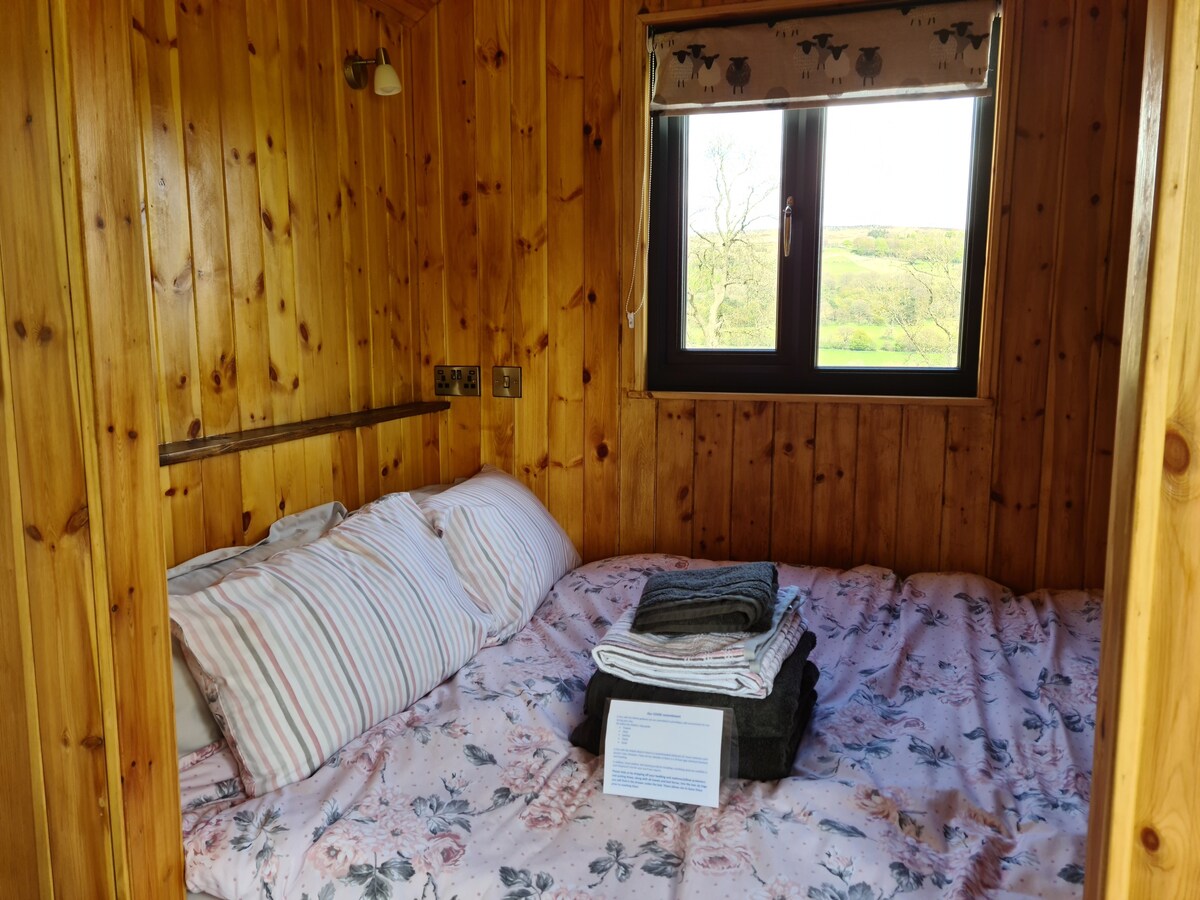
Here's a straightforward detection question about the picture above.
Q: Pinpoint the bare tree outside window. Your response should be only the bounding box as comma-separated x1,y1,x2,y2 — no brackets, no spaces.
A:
684,114,781,350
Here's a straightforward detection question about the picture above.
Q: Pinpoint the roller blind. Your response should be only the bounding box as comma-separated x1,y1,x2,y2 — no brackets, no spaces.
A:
650,1,1000,114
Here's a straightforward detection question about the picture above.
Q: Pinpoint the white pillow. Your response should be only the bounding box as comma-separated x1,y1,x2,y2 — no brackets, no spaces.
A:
171,492,488,796
168,501,348,756
417,465,581,642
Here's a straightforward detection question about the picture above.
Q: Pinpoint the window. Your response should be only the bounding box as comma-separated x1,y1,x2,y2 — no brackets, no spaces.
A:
647,95,995,396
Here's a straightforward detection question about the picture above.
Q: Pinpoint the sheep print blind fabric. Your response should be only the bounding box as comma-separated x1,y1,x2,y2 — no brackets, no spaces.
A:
651,1,1000,113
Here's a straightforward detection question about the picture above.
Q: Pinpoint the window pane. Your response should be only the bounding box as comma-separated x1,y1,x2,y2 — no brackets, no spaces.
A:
817,98,975,369
684,111,783,350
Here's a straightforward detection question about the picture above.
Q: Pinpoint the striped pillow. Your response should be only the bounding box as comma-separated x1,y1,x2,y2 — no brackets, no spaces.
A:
418,465,581,643
170,492,488,796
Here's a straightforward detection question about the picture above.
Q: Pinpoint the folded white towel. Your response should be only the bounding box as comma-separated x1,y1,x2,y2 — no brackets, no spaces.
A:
591,587,807,699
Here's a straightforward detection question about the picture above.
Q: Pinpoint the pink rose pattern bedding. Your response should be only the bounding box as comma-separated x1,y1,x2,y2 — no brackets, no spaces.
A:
180,555,1100,899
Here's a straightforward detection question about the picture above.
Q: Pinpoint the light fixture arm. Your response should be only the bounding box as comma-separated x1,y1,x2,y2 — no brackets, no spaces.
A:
343,48,395,91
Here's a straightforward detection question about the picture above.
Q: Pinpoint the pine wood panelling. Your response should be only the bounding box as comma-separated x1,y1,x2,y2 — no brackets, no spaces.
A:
360,0,437,24
412,0,1144,591
132,0,203,446
987,1,1077,589
617,396,657,553
1037,0,1136,588
380,10,418,411
895,406,948,576
131,0,429,566
692,400,733,559
179,0,240,440
435,0,482,479
729,401,774,561
247,0,301,426
546,0,587,549
940,406,996,573
1094,1,1200,893
410,8,448,484
512,0,550,502
163,462,205,565
238,446,278,546
0,120,53,900
55,0,185,890
770,402,817,564
2,0,120,893
215,0,272,430
852,404,902,570
337,1,375,413
582,0,622,561
654,399,695,556
811,404,859,570
1085,1,1147,590
475,0,517,473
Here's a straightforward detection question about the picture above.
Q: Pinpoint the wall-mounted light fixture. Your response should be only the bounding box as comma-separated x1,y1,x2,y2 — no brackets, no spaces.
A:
343,48,402,96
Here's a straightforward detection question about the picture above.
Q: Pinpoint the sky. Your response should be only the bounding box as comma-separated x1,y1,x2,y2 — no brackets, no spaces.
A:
686,97,976,233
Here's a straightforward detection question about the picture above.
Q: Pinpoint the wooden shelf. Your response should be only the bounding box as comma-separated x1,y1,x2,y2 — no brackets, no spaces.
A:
159,401,450,466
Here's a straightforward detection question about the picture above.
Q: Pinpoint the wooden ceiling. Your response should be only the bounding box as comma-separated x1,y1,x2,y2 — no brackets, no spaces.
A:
360,0,438,25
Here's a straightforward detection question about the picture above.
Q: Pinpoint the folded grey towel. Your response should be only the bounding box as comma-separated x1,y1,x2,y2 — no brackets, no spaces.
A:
631,562,778,634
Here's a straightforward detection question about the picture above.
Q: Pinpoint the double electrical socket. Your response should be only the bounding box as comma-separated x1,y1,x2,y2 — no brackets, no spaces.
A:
434,366,480,396
434,365,521,399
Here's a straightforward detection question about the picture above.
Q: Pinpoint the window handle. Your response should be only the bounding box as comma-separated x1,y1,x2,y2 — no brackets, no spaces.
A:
783,196,795,258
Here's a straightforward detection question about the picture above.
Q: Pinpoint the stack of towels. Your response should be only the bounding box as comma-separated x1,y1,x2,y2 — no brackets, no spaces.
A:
570,562,819,781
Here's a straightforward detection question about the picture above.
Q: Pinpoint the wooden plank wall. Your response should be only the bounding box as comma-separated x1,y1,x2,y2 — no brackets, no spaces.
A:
0,1,125,896
131,0,436,567
411,0,1146,592
1090,0,1200,893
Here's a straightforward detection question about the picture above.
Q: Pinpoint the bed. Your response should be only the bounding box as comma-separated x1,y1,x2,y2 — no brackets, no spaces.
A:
179,550,1099,899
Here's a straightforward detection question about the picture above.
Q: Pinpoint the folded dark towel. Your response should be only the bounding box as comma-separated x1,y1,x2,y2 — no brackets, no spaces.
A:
632,562,779,634
570,634,818,781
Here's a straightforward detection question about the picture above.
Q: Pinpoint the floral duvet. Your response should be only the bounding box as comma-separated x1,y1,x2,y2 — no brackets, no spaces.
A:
181,555,1100,900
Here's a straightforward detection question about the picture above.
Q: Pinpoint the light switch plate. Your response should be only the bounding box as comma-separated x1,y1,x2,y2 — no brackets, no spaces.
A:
434,365,481,397
492,366,522,398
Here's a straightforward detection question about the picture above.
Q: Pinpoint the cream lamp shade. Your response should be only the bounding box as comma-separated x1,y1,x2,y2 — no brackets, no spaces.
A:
374,53,402,96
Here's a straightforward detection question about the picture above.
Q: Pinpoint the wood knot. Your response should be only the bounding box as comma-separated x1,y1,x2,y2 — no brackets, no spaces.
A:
242,511,252,532
1164,428,1190,476
65,505,89,534
596,441,609,460
188,418,202,439
81,735,104,750
25,525,43,542
1141,826,1160,852
14,321,27,339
